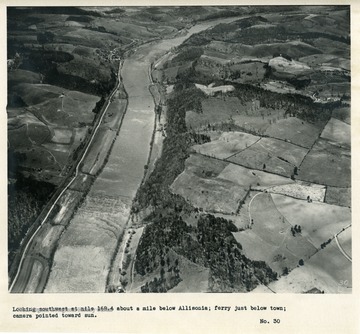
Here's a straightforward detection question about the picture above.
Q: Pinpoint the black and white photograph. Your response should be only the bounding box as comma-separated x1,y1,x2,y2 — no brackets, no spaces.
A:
7,4,352,294
2,2,359,333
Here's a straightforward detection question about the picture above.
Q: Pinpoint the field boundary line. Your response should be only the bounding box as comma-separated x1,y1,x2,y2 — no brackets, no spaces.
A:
225,137,262,160
334,224,352,262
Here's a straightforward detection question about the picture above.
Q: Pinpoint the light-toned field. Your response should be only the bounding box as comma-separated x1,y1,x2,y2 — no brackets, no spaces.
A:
257,182,326,202
269,56,312,76
337,226,351,257
271,193,351,248
228,137,308,177
51,189,83,226
195,83,235,96
170,155,247,214
14,83,99,127
51,128,72,144
256,241,351,293
264,116,321,148
298,139,350,187
299,54,350,71
320,117,350,148
168,256,209,293
192,131,260,159
325,187,351,207
217,162,292,188
212,213,248,231
233,192,317,275
45,195,131,292
171,167,248,214
39,225,65,259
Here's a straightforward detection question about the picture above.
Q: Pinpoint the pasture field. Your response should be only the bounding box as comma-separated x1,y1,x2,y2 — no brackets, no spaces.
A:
320,117,350,148
185,96,241,129
39,224,65,259
228,137,308,177
192,131,260,159
268,56,312,76
337,226,351,257
12,83,99,127
258,239,351,293
8,69,42,85
168,255,210,293
186,96,286,135
271,193,351,248
228,61,266,84
51,127,72,144
171,167,248,214
298,139,350,187
217,162,292,188
16,146,61,172
325,187,351,207
8,108,42,129
264,116,321,148
8,125,32,148
212,213,248,231
45,195,131,292
27,123,51,144
233,192,317,275
331,107,350,125
299,54,350,71
259,182,326,202
306,240,351,292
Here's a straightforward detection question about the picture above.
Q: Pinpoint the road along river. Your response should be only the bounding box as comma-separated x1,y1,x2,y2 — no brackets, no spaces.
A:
28,17,243,293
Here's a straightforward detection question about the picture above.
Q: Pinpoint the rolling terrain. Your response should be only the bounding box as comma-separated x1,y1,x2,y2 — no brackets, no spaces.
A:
130,5,351,293
8,6,351,293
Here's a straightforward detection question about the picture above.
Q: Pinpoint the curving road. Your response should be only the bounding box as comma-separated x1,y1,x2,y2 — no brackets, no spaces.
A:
9,63,123,292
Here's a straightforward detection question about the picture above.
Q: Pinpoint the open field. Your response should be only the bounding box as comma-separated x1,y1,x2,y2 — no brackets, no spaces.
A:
320,117,350,148
298,139,350,187
168,255,209,292
264,117,321,148
186,97,286,135
169,155,247,214
192,131,260,159
336,226,351,257
325,187,351,207
171,165,248,214
228,137,308,177
51,127,72,144
254,240,351,293
271,193,351,248
45,195,131,292
332,107,350,125
258,182,326,202
195,83,235,96
12,83,99,127
233,192,317,275
217,161,292,188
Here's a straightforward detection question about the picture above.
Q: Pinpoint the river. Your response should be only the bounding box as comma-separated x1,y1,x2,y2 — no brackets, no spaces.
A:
45,16,242,292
